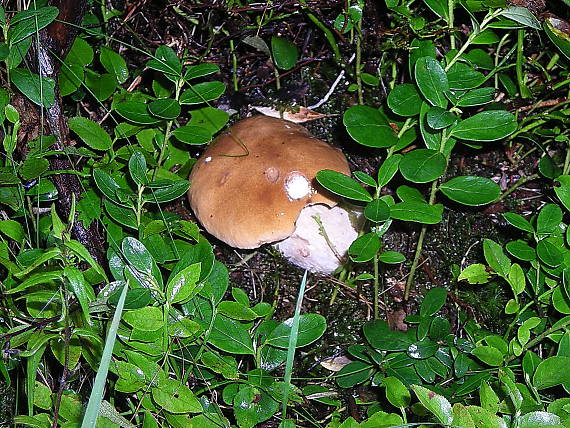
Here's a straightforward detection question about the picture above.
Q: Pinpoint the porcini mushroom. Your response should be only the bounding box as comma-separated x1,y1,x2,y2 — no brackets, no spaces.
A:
188,115,359,273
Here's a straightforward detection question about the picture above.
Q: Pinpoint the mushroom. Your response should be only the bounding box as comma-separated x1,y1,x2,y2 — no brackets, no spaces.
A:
188,115,360,273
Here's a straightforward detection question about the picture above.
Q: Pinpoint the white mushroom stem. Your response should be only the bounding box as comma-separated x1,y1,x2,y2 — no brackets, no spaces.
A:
274,204,360,274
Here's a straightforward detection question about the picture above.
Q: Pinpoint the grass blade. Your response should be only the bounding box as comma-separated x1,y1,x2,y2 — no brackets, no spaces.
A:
81,283,128,428
281,270,308,420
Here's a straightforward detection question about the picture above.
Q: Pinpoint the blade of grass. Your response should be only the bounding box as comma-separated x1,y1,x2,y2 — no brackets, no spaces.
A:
281,270,308,420
81,283,128,428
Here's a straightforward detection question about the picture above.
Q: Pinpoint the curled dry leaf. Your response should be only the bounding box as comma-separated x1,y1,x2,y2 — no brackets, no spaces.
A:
252,105,327,123
320,355,353,372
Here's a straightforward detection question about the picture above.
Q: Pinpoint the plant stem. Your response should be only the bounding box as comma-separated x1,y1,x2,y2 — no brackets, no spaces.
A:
304,9,342,63
445,8,502,72
506,314,570,364
230,39,238,92
496,174,538,203
516,29,532,98
448,0,455,50
355,22,363,105
373,252,380,319
557,148,570,177
404,178,439,300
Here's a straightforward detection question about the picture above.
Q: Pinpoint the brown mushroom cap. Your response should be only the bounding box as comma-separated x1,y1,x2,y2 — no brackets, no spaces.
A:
188,115,350,249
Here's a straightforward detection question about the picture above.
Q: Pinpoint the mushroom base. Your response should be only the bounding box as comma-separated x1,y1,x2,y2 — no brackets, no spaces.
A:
274,204,360,274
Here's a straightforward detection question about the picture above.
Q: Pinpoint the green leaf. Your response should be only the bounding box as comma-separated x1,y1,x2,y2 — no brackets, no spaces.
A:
412,384,453,425
397,186,425,202
363,320,412,351
439,176,500,206
426,106,456,129
20,156,48,180
472,29,500,44
447,63,485,90
148,98,181,120
84,72,116,101
479,382,500,413
128,151,148,186
8,7,59,44
414,57,449,108
537,203,563,235
472,346,503,366
458,264,491,284
483,239,510,278
390,201,443,224
343,105,398,148
336,361,375,388
151,379,201,413
316,169,372,202
115,101,160,124
452,403,475,428
501,6,541,30
65,37,94,66
349,233,381,262
379,251,405,264
100,46,128,84
399,149,447,183
506,240,536,261
408,338,438,359
364,199,390,223
377,154,402,187
544,17,570,61
68,117,113,151
146,180,190,203
11,68,55,108
104,200,137,229
466,406,507,428
354,171,377,187
518,412,561,427
184,63,220,80
265,314,326,348
201,351,238,380
508,263,526,295
456,87,495,107
0,219,24,243
450,110,517,141
59,63,84,96
533,357,570,390
539,155,562,179
233,386,278,427
423,0,448,19
383,376,411,407
387,84,422,117
166,263,201,304
63,266,94,324
503,212,534,233
123,306,163,331
555,176,570,212
188,107,229,134
210,314,254,354
271,36,298,70
172,125,212,145
420,287,447,316
536,239,563,268
179,81,226,105
122,237,154,274
218,301,258,321
147,45,182,77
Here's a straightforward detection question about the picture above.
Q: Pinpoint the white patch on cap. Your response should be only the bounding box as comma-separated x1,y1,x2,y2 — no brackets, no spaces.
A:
204,156,212,163
284,172,310,200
